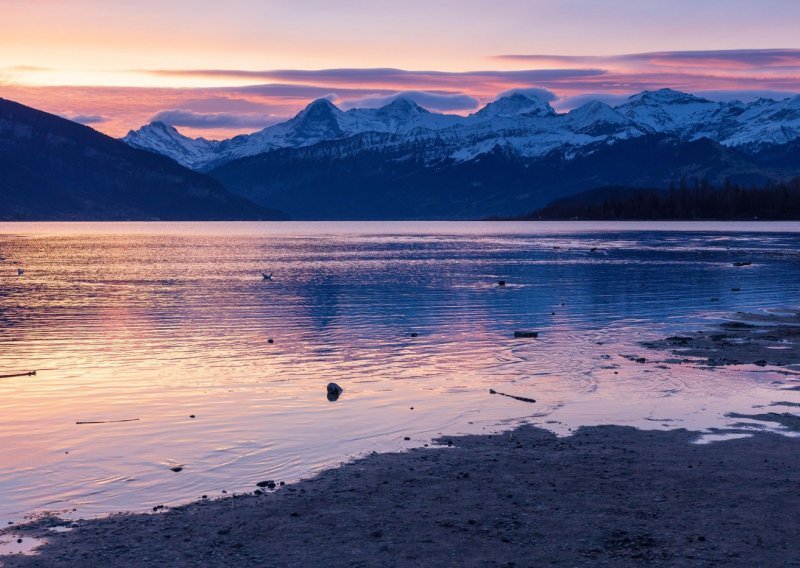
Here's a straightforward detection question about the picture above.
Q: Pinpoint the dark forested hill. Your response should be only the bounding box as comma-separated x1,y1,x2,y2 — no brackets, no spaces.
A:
0,98,287,220
521,179,800,220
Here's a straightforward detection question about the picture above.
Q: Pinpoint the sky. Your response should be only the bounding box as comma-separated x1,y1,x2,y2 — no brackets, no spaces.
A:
2,0,800,138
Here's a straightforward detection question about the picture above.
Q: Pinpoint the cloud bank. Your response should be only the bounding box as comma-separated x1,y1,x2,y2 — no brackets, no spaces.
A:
6,49,800,138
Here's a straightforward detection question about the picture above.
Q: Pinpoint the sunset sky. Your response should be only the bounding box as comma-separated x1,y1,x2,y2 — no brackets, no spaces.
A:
3,0,800,138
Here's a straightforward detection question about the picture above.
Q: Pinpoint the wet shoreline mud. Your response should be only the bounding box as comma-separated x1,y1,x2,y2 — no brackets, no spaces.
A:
643,310,800,369
3,423,800,567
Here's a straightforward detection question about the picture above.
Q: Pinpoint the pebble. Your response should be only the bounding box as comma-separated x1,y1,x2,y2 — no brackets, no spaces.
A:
514,331,539,338
170,466,183,473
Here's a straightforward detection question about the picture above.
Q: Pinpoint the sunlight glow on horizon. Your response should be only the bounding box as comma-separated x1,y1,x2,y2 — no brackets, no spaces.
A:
3,0,800,138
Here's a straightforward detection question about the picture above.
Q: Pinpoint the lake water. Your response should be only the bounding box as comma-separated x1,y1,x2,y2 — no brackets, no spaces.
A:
1,221,799,523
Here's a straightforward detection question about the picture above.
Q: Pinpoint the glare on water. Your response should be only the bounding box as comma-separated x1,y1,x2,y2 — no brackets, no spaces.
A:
0,221,799,523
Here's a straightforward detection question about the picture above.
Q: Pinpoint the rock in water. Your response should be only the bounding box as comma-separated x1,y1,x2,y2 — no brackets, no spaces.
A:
498,280,506,287
327,382,343,402
514,331,539,338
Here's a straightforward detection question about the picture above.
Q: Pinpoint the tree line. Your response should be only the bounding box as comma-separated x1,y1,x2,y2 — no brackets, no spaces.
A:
529,178,800,220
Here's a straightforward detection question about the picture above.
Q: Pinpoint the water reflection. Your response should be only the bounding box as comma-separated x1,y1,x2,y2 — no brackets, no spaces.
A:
0,221,799,523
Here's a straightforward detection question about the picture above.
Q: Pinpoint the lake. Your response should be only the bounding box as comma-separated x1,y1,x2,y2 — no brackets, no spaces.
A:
1,221,799,523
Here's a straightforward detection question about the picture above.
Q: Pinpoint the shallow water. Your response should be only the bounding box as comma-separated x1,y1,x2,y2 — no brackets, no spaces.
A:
1,221,799,523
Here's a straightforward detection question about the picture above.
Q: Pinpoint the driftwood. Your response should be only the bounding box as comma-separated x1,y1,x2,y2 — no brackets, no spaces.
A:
0,371,36,379
489,389,536,403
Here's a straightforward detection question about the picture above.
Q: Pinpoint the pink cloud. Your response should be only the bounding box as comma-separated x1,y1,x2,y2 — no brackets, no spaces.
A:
3,50,800,139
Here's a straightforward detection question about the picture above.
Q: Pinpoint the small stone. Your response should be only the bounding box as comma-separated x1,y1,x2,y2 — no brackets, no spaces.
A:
170,466,183,473
267,338,274,344
254,489,263,496
514,331,539,338
189,415,196,419
498,280,506,287
410,332,418,337
257,480,277,489
404,436,411,441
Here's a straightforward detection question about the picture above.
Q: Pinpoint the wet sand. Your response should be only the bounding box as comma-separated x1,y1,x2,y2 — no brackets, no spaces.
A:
643,310,800,368
3,424,800,567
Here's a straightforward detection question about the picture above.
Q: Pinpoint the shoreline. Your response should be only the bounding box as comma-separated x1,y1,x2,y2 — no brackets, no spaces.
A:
642,309,800,369
3,423,800,567
3,309,800,565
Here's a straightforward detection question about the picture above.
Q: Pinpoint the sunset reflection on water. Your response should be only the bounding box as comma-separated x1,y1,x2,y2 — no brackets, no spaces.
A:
1,221,799,522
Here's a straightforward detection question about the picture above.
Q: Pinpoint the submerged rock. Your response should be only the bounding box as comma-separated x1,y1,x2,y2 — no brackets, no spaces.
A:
327,382,343,402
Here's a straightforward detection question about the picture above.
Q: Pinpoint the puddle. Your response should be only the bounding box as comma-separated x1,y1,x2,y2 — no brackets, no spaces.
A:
0,535,45,557
693,432,753,445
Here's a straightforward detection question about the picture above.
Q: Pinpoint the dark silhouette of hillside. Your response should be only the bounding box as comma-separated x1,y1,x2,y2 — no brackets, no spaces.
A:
521,178,800,220
0,98,287,220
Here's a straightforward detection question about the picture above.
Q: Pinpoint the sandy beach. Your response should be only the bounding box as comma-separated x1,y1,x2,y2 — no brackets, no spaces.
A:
2,422,799,567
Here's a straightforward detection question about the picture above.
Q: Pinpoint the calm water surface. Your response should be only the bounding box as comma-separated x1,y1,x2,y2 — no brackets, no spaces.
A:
1,221,799,523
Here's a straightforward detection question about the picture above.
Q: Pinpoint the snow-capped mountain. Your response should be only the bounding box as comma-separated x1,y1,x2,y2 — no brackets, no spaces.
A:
123,89,800,171
122,121,220,170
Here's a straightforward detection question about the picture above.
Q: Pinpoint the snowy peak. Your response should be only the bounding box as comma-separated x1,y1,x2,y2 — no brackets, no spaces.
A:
567,101,628,124
617,88,723,134
123,121,218,170
375,97,429,118
565,101,636,136
286,98,345,141
625,88,709,106
474,92,556,119
121,88,800,170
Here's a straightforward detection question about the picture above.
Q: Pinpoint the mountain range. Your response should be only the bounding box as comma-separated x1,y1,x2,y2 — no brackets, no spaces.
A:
122,89,800,219
2,90,800,221
124,89,800,170
0,98,287,221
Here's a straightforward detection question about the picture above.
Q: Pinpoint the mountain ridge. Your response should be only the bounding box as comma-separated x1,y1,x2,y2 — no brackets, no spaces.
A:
0,98,287,221
123,88,800,171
